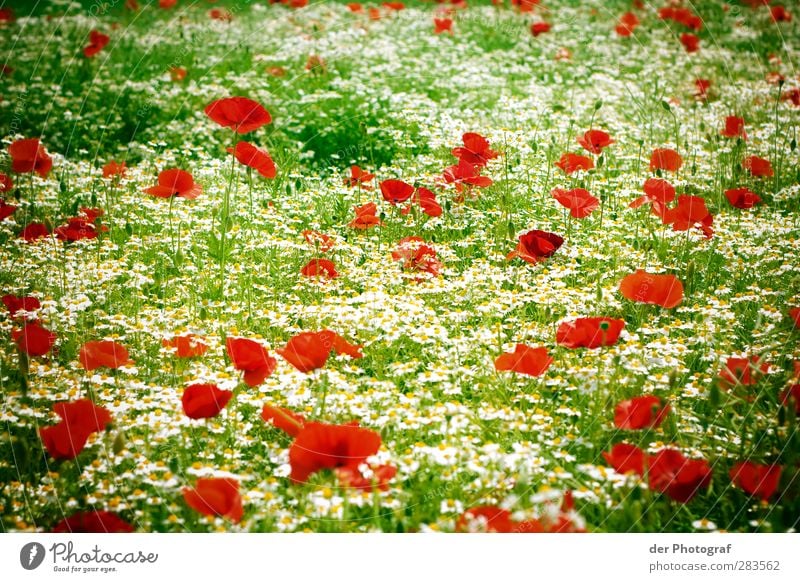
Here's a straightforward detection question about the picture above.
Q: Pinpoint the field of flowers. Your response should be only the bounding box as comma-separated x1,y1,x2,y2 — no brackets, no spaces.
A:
1,0,799,534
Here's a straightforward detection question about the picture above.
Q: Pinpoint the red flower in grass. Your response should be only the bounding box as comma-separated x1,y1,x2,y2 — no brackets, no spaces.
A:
401,187,443,218
649,148,682,172
721,116,747,140
9,138,53,177
391,237,442,277
344,165,375,189
790,307,800,328
603,443,645,476
183,478,243,523
277,331,334,373
719,356,769,388
782,88,800,107
336,463,397,491
680,33,700,53
205,97,271,134
380,179,415,205
288,421,382,483
452,132,499,167
226,337,277,387
261,405,305,437
84,30,110,58
227,142,276,178
209,7,233,21
144,168,202,199
54,217,100,242
661,195,714,239
556,317,625,349
182,383,233,419
694,78,712,101
743,156,773,178
781,384,800,414
771,5,792,22
300,258,339,279
648,449,712,503
530,22,550,36
507,229,564,265
457,506,515,533
20,222,50,242
551,188,599,218
619,270,683,309
555,153,594,175
443,159,493,192
302,230,335,252
348,201,383,229
79,341,132,371
3,294,40,317
577,130,614,155
40,399,113,460
102,160,126,179
659,6,702,30
729,462,782,501
615,12,639,36
162,334,208,358
80,207,104,223
494,344,552,377
630,178,676,209
0,172,14,192
0,199,16,222
52,510,133,533
12,321,56,356
434,17,453,34
725,187,762,209
614,395,670,430
170,66,187,81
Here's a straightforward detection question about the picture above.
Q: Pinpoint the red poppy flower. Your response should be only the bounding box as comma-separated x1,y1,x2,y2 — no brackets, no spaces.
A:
0,172,13,192
347,3,363,12
513,0,540,13
209,7,233,20
647,449,712,503
288,421,382,483
615,12,639,36
457,506,515,533
54,217,100,242
162,334,208,358
261,405,305,437
602,443,645,476
434,17,453,34
8,138,53,177
577,129,614,155
719,356,769,388
530,22,550,36
344,165,374,189
729,462,782,501
79,340,133,371
102,160,126,179
442,159,493,192
336,463,397,491
80,207,104,223
226,141,276,178
629,178,676,210
2,294,40,317
556,317,625,349
226,337,277,387
300,258,339,279
391,237,443,277
277,331,334,373
551,187,600,218
781,384,800,414
159,0,177,7
694,78,712,101
183,478,243,523
19,222,50,242
452,132,499,167
52,510,134,533
144,168,202,199
618,270,683,309
790,307,800,328
649,148,682,172
721,116,747,140
724,187,762,209
204,97,272,134
302,230,335,252
782,88,800,107
84,30,110,58
0,7,15,21
771,5,792,22
659,6,702,30
40,399,113,460
348,202,383,229
555,153,594,174
506,229,564,265
380,179,415,204
0,199,16,220
743,156,773,178
614,395,670,430
170,66,187,81
318,329,363,359
494,344,552,377
661,195,714,238
680,33,700,53
182,383,233,419
401,187,443,218
12,321,57,356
